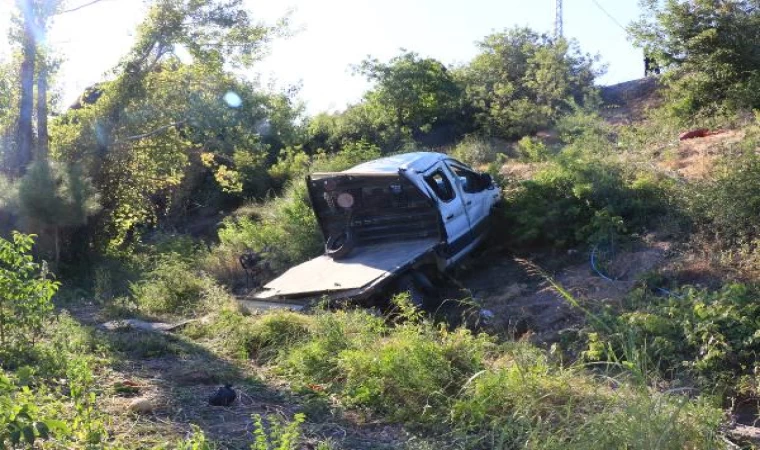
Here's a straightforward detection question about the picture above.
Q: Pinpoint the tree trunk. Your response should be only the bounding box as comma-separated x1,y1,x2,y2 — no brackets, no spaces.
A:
54,226,60,268
37,60,48,160
15,0,36,175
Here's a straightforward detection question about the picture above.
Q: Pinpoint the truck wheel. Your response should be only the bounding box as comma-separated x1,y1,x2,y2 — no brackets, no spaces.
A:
326,229,355,259
396,274,426,308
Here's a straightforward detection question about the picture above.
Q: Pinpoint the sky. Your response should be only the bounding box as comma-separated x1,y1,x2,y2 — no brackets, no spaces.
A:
0,0,645,115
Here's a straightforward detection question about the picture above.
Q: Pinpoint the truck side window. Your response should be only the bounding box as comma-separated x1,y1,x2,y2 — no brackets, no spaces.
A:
424,170,455,202
450,165,486,193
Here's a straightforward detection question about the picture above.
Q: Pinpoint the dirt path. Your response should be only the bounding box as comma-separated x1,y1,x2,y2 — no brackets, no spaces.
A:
65,304,411,449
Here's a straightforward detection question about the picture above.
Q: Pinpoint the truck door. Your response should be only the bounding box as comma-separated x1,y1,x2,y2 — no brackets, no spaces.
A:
444,159,495,244
422,165,470,260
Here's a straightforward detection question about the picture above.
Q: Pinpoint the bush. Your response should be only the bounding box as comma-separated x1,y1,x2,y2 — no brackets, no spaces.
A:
686,150,760,245
630,0,760,117
450,136,502,167
0,233,59,351
207,140,387,286
462,29,598,139
214,181,322,276
587,283,760,391
515,136,550,162
129,253,208,316
502,157,674,248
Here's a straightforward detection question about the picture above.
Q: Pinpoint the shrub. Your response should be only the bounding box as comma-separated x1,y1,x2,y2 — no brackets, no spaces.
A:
183,303,725,447
515,136,550,162
450,136,502,167
252,413,306,450
16,161,101,264
686,150,760,245
502,158,674,248
462,28,598,139
0,233,59,351
280,311,387,382
214,181,323,275
311,140,382,172
129,253,207,316
337,326,490,422
630,0,760,117
585,283,760,391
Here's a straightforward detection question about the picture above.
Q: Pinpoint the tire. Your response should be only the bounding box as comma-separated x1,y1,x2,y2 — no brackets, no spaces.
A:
396,275,426,307
326,229,355,259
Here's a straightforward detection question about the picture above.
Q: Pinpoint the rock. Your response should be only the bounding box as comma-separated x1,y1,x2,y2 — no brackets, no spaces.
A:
100,318,198,334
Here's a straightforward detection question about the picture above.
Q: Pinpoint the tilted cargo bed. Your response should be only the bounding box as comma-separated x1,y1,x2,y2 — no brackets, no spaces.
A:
251,237,439,303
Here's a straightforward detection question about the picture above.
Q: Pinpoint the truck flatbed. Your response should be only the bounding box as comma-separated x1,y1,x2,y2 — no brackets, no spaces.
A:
251,237,439,302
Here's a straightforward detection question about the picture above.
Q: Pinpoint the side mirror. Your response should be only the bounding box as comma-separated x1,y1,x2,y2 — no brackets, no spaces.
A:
481,173,493,188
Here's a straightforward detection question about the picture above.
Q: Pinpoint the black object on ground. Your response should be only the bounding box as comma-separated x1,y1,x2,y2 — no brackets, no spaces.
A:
208,384,237,407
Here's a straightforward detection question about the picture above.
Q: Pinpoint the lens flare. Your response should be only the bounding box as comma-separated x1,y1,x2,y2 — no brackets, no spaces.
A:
223,91,242,108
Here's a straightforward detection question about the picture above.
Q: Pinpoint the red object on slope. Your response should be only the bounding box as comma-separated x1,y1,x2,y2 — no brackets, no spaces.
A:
679,128,727,141
679,129,711,141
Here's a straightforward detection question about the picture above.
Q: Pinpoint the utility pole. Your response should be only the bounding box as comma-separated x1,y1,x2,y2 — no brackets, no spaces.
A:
554,0,564,39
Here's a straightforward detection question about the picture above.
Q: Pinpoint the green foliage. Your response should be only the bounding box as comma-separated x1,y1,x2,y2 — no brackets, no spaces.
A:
267,146,311,190
129,253,209,316
50,0,292,249
189,308,724,447
461,28,598,138
685,151,760,245
0,371,61,449
0,313,108,450
515,136,550,162
191,309,311,361
176,425,214,450
17,160,100,227
589,283,760,390
215,181,321,273
251,413,305,450
450,136,502,167
356,51,462,137
15,160,101,263
0,232,59,350
210,141,381,282
503,157,672,248
311,140,382,172
630,0,760,117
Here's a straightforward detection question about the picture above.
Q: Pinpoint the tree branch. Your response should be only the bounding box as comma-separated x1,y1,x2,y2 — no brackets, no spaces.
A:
118,120,187,143
57,0,112,15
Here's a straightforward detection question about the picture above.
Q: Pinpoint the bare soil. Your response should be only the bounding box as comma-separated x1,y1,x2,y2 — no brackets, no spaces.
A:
455,237,671,344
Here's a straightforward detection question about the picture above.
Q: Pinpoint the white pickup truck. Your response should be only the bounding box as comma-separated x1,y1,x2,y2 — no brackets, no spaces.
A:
246,152,501,309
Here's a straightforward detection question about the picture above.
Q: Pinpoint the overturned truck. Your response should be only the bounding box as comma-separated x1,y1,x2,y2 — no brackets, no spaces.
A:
245,152,501,310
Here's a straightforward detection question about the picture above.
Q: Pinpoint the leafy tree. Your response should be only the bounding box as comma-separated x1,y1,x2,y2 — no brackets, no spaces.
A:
0,232,59,349
461,28,598,138
356,51,463,142
16,161,100,265
629,0,760,116
50,0,292,248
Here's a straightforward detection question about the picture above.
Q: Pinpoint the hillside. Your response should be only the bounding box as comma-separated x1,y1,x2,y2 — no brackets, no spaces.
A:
4,0,760,447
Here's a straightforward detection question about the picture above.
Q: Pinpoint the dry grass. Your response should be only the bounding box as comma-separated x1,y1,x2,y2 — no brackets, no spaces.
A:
658,129,746,180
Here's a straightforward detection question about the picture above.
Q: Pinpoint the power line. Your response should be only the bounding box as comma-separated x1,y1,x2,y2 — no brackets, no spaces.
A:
590,0,628,32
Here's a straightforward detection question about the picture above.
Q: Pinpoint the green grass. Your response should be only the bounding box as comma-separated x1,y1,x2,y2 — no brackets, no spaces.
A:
185,296,727,449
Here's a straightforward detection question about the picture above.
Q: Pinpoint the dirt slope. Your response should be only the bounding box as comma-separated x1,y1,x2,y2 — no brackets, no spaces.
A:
599,77,664,125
